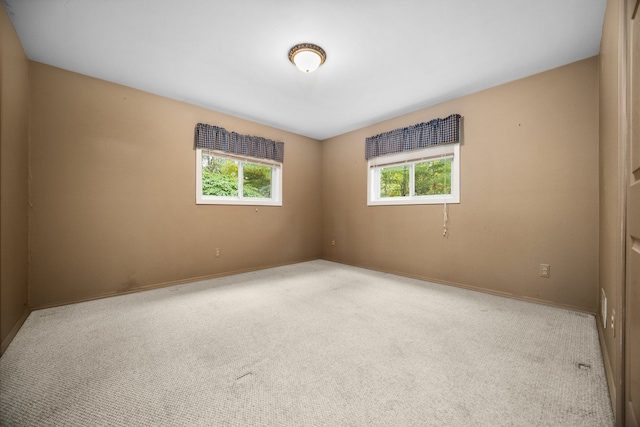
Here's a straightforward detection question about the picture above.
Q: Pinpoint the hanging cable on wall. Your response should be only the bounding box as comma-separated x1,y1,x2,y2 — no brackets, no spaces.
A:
442,152,448,237
443,203,448,237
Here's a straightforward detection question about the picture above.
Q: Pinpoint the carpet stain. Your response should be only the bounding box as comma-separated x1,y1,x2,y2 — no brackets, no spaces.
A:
37,312,57,318
36,307,67,318
235,372,253,381
578,363,591,370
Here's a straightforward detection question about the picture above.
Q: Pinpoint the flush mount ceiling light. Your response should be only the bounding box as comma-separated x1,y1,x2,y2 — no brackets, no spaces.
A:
288,43,326,73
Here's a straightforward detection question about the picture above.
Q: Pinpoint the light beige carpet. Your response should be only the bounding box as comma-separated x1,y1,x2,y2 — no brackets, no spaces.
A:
1,260,614,426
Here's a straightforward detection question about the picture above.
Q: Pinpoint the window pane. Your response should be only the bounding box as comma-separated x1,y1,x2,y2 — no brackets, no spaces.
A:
415,158,452,196
242,162,272,198
380,165,410,197
201,155,239,196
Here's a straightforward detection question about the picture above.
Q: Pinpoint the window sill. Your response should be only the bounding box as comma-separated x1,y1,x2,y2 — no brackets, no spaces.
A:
197,197,282,206
368,195,459,206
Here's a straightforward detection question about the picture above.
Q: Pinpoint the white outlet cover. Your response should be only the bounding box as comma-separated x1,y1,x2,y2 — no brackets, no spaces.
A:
601,289,607,329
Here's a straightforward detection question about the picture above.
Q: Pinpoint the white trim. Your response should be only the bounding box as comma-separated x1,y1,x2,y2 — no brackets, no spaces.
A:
196,149,283,206
201,149,282,167
367,144,460,206
368,144,456,167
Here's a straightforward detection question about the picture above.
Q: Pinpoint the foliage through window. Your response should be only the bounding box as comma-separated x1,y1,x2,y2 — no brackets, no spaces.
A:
196,149,282,205
368,144,459,206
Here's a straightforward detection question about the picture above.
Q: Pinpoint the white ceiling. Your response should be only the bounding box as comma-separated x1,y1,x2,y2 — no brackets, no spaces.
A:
3,0,606,140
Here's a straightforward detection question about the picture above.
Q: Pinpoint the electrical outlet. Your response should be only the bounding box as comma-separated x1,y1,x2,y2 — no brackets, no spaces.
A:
215,248,220,258
601,289,607,329
331,240,335,246
611,310,615,337
539,264,550,278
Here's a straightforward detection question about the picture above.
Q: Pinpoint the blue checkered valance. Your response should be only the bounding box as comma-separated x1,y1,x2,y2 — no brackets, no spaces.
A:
195,123,284,163
365,114,461,160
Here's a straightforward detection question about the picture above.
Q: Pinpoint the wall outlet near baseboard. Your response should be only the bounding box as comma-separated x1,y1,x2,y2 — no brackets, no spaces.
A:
601,288,607,329
539,264,550,278
611,310,615,337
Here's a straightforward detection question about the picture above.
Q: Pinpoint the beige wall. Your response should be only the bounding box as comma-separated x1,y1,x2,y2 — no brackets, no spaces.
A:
598,0,627,422
322,57,600,313
28,62,322,308
1,5,30,353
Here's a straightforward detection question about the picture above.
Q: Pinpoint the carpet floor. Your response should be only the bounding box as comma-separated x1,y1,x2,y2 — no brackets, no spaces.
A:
1,260,614,426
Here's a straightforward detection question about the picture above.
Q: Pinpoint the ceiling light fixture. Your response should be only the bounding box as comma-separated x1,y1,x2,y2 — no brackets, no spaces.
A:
288,43,326,73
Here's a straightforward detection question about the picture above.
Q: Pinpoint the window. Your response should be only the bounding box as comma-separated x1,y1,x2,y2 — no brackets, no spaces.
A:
196,149,282,205
367,143,459,206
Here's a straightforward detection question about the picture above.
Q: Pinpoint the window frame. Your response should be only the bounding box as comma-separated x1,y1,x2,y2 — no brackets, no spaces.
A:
367,143,460,206
196,148,283,206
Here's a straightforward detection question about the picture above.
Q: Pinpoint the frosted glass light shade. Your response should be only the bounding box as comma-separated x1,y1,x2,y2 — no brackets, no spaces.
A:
293,50,321,73
288,43,326,73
